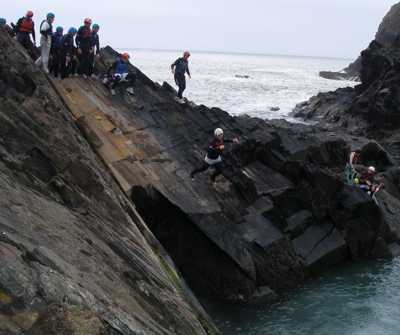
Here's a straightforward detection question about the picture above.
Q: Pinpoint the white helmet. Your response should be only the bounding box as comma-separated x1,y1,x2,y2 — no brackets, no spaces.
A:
214,128,224,137
368,166,376,173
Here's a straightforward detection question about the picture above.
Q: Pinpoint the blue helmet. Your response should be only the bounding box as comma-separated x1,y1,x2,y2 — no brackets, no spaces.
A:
92,23,100,30
47,12,55,20
68,27,77,35
56,26,63,33
0,18,6,26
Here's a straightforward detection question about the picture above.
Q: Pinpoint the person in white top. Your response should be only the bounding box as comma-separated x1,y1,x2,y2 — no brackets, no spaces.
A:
35,13,55,73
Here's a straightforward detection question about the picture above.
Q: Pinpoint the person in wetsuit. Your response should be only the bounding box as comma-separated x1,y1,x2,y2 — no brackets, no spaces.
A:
171,51,191,102
190,128,239,182
88,23,100,77
103,52,136,95
76,18,92,77
59,27,77,79
15,11,36,59
49,26,63,77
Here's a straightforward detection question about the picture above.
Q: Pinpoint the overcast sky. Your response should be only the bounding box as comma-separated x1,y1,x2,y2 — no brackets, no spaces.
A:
3,0,398,58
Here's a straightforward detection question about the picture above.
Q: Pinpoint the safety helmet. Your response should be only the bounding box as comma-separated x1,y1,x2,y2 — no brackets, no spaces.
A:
92,23,100,31
0,18,6,26
56,26,63,33
121,52,130,60
214,128,224,137
84,18,92,25
47,13,55,20
183,50,191,58
68,27,77,35
368,166,376,173
26,10,34,18
354,178,360,185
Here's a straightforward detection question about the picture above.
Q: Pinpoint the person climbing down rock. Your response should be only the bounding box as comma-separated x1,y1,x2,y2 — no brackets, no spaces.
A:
35,13,55,74
0,18,15,37
171,51,191,103
345,149,362,185
15,10,36,59
354,166,384,204
49,26,63,77
59,27,77,79
190,128,239,183
103,52,136,96
76,18,93,78
88,23,100,77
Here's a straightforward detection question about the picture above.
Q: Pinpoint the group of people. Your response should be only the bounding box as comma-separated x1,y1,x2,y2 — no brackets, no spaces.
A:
346,150,384,203
0,10,137,95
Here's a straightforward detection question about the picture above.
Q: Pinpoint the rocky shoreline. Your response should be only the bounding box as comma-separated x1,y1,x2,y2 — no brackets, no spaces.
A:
2,11,400,334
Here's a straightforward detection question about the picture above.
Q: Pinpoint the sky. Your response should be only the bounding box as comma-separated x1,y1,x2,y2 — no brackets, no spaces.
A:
2,0,398,59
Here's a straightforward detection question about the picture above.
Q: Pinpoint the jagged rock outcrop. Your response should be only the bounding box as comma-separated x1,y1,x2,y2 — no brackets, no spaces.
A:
45,44,400,306
320,2,400,82
0,29,218,335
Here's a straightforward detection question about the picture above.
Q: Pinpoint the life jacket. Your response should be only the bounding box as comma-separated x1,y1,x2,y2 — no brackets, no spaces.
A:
207,138,224,160
51,33,63,50
40,20,53,37
114,59,128,75
76,26,92,48
19,18,34,33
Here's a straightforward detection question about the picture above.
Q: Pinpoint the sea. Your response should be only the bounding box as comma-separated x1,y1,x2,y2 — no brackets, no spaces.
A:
130,50,400,335
129,49,354,121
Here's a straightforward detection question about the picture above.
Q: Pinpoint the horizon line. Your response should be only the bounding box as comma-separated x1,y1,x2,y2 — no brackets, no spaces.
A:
112,47,355,62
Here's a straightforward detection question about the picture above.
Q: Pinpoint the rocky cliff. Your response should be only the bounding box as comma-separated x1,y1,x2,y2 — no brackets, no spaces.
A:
0,28,218,335
320,2,400,82
3,20,400,335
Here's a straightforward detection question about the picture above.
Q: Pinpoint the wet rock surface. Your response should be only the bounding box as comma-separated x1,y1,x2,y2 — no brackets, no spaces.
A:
0,30,218,335
3,18,400,335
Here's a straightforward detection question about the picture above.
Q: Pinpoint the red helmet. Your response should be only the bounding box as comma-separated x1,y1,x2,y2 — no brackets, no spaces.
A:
121,53,130,60
26,10,34,18
84,18,92,25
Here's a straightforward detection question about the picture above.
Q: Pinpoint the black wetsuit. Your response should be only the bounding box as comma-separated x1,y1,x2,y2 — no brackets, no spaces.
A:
59,33,75,78
88,32,99,76
191,137,234,181
49,32,63,77
171,57,190,98
76,25,92,76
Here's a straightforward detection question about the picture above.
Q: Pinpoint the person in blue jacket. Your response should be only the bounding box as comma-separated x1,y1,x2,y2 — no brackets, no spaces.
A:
103,53,136,95
60,27,77,79
49,26,63,77
88,23,100,77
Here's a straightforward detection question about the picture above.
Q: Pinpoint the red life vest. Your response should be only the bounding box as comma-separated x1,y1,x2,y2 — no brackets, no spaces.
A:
19,18,34,33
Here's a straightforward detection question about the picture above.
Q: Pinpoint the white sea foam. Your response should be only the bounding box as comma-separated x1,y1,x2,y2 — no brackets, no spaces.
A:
128,50,356,121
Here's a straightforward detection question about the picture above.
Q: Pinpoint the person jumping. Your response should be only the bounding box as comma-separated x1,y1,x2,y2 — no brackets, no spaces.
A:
171,51,191,103
190,128,239,183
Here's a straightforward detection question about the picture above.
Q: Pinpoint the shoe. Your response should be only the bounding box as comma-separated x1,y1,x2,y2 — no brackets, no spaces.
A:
73,73,79,77
110,89,116,96
91,74,97,79
82,74,88,79
126,87,134,95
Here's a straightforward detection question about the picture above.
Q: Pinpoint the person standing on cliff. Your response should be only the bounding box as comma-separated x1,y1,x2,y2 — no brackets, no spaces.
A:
59,27,78,79
171,51,191,103
49,26,64,78
88,23,100,77
0,18,15,37
35,13,55,74
76,18,93,78
190,128,239,183
15,11,36,59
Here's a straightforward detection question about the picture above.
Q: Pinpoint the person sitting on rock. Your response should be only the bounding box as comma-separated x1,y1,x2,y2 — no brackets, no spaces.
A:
171,51,191,103
355,166,384,199
35,13,56,74
190,128,239,183
59,27,78,79
88,23,100,77
49,26,63,78
0,18,15,37
103,53,136,96
15,11,36,59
